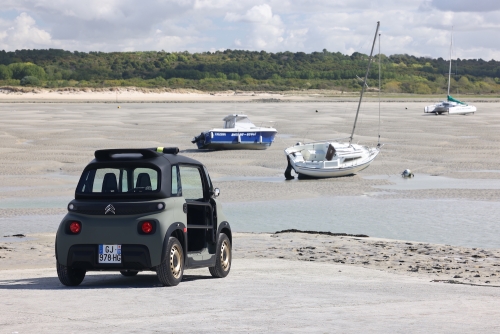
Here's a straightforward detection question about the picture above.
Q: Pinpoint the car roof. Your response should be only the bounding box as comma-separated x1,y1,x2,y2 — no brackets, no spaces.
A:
88,147,202,168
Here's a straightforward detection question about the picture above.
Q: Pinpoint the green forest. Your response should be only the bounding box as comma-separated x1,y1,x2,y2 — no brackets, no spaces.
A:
1,48,499,94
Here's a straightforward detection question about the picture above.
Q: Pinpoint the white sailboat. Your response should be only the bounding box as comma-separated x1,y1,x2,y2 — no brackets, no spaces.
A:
284,22,382,179
425,28,476,115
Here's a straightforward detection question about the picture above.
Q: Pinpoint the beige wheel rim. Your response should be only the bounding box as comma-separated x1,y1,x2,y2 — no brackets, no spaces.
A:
220,240,231,271
170,244,183,279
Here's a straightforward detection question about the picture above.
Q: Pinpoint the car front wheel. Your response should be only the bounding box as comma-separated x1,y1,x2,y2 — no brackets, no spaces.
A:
56,262,86,286
157,237,184,286
209,233,231,278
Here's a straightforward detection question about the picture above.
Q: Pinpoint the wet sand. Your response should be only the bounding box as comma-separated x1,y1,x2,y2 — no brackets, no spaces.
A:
1,100,500,206
1,232,499,286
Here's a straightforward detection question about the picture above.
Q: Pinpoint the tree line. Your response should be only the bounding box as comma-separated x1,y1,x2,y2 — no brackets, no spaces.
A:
0,49,499,94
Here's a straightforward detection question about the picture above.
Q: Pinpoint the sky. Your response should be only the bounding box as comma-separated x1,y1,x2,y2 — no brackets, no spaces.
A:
0,0,499,60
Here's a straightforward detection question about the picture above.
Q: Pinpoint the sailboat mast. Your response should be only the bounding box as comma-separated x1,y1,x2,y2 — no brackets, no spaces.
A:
447,27,453,96
378,33,381,146
349,21,380,145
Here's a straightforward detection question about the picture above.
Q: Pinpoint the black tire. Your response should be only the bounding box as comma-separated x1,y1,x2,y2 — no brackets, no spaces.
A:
120,270,139,277
56,262,86,286
209,233,231,278
157,237,184,286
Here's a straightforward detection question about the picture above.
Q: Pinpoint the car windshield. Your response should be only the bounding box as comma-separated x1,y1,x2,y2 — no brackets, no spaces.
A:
76,167,159,194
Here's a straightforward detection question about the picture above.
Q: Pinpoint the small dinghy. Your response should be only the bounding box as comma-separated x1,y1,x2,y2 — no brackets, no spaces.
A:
284,22,382,179
192,114,277,150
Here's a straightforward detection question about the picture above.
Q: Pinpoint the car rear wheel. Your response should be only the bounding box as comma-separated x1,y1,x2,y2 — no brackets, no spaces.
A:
56,262,86,286
157,237,184,286
209,233,231,278
120,270,139,277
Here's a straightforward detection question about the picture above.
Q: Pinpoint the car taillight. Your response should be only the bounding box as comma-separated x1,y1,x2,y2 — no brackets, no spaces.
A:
69,221,81,234
141,221,153,234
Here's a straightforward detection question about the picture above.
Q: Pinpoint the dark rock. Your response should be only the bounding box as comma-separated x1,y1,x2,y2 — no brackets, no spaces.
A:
274,229,369,238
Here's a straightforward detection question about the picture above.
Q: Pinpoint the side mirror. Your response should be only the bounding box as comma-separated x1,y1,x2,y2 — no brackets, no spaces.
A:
213,188,220,198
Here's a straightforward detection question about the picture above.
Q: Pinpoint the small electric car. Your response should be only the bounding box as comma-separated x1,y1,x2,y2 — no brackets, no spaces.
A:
55,147,232,287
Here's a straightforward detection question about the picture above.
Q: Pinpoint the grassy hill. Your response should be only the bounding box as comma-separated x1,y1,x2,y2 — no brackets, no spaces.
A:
1,49,499,94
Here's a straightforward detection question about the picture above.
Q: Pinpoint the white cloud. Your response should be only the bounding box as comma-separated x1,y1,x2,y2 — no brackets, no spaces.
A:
194,0,231,10
430,0,500,12
225,4,286,50
225,4,275,23
0,12,52,50
0,0,498,59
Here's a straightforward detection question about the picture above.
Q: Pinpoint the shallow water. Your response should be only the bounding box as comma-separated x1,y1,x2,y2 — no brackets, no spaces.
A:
0,236,35,243
224,196,500,249
1,193,499,249
214,176,286,183
0,197,70,209
0,215,63,235
365,174,500,190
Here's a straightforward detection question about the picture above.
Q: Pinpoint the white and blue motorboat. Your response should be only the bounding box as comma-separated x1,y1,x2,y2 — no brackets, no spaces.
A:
192,114,277,150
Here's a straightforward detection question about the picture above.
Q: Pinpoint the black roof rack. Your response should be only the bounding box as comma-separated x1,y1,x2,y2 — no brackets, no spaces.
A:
94,147,179,160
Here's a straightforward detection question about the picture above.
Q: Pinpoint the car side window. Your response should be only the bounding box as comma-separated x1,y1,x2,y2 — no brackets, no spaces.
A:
203,166,213,191
179,165,204,200
171,165,180,196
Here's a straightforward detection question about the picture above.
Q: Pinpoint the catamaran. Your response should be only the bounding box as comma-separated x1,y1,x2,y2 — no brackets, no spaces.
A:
425,29,476,115
284,22,382,179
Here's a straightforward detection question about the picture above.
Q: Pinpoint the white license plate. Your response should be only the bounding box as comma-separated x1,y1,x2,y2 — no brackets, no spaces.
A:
98,244,121,263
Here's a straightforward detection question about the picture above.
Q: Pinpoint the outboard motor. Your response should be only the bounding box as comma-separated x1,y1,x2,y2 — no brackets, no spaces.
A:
191,132,205,144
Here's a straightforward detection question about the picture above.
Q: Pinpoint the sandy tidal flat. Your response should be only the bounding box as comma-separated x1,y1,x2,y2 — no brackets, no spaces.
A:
1,232,499,287
0,98,500,332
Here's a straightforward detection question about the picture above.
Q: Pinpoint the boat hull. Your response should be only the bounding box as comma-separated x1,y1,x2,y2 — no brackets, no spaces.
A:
285,142,379,178
425,103,476,115
194,129,277,150
290,151,379,178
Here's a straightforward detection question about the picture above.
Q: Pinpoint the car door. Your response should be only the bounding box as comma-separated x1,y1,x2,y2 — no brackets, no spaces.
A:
178,164,216,255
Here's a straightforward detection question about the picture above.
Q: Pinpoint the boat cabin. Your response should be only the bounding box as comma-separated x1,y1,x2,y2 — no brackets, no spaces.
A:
223,114,256,129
